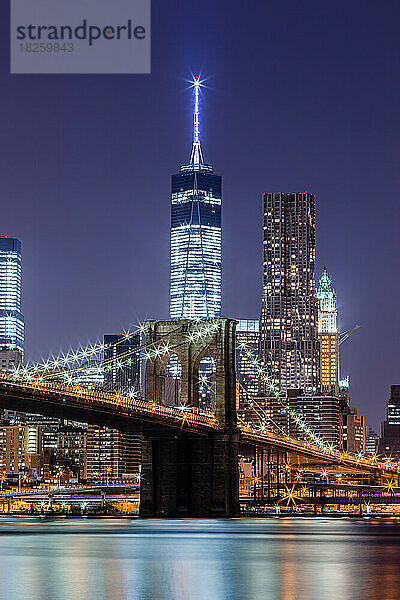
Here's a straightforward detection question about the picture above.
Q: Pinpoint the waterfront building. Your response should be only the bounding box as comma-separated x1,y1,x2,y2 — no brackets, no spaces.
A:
379,385,400,458
169,76,222,319
260,192,320,394
317,268,339,395
0,425,44,477
0,237,24,352
56,424,87,480
86,425,141,480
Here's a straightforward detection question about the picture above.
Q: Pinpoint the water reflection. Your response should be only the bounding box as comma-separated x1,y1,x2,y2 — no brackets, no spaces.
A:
0,518,399,599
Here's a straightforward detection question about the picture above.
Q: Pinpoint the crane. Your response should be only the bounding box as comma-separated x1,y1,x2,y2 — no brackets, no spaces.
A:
339,324,360,346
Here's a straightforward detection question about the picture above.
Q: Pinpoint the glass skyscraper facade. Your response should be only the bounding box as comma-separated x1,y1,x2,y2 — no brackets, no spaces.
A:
169,77,222,319
0,237,24,352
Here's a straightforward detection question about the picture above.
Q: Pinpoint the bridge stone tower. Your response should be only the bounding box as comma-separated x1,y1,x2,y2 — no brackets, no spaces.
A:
140,319,240,518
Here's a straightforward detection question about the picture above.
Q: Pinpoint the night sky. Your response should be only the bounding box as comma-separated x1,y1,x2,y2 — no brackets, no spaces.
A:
1,1,399,430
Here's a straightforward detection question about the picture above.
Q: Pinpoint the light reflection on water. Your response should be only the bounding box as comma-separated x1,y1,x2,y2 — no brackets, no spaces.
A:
0,517,399,600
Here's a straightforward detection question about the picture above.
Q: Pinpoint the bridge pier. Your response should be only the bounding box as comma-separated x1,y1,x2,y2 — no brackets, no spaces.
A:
139,432,240,518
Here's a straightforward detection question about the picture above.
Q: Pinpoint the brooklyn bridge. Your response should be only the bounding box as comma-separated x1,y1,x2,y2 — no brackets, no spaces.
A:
0,319,397,518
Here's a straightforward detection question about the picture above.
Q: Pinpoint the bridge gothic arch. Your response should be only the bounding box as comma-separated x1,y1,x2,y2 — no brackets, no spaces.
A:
144,319,237,425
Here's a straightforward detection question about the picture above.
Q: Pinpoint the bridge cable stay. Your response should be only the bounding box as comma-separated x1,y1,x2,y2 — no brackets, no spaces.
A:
236,342,400,471
235,379,291,438
7,319,399,473
237,341,339,455
13,322,187,386
16,322,176,378
10,320,222,406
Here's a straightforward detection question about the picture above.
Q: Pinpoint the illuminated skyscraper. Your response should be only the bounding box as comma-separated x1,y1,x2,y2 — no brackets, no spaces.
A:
260,192,320,394
0,237,24,352
169,76,222,319
317,268,339,394
103,333,140,393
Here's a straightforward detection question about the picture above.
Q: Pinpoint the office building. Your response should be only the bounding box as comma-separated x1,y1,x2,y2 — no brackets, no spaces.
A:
317,268,339,395
73,360,104,388
0,347,22,372
169,76,222,319
379,385,400,458
365,426,379,455
342,407,366,454
236,320,260,395
104,333,140,393
56,424,87,480
260,192,320,394
0,348,25,425
236,320,261,425
0,237,24,352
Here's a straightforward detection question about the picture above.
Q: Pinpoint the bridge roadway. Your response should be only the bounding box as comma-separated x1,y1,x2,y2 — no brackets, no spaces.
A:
0,373,396,479
0,483,140,501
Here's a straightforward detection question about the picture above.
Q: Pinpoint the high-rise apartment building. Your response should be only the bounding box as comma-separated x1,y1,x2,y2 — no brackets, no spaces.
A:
260,192,320,394
0,425,44,476
86,425,141,480
317,268,339,395
169,76,222,319
0,237,24,352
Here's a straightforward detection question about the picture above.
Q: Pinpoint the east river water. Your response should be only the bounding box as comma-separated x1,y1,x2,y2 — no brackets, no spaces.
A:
0,517,399,599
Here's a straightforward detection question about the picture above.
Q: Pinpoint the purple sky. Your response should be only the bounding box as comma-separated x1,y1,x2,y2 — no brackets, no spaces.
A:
1,1,399,430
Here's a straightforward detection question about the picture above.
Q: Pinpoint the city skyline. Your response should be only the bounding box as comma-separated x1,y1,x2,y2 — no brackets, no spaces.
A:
0,1,399,430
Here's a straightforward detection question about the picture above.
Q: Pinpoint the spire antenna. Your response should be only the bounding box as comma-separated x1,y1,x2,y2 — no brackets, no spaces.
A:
190,75,204,168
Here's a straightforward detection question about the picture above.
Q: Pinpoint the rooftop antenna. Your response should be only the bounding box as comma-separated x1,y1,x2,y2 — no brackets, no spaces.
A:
190,75,204,168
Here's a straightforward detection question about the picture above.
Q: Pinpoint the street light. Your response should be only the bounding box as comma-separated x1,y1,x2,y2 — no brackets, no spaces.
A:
57,468,64,489
106,466,112,487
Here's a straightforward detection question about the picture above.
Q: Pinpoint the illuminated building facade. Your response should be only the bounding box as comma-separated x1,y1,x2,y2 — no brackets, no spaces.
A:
342,407,366,454
270,389,340,447
56,424,87,480
379,385,400,458
236,319,260,396
317,268,339,394
260,192,320,394
103,333,140,393
236,320,261,425
0,425,44,476
86,425,141,479
365,426,379,455
0,237,24,352
169,76,222,319
102,334,142,472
